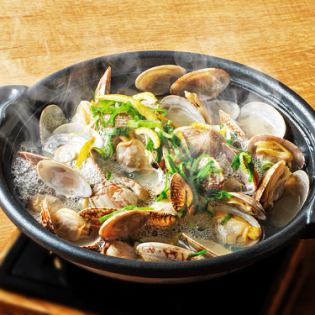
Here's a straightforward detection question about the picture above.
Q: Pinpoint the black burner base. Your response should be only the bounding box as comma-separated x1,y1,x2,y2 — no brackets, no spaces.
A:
0,235,292,314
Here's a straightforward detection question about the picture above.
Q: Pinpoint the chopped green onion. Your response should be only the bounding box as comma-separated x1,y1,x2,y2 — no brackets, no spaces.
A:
156,172,170,201
105,171,112,180
207,189,232,201
91,100,143,127
98,205,154,223
220,213,232,225
127,119,162,129
146,138,154,151
164,154,178,174
231,151,254,182
189,249,208,258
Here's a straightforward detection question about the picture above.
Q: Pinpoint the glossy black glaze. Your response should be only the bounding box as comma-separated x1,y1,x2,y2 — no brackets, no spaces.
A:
0,51,314,281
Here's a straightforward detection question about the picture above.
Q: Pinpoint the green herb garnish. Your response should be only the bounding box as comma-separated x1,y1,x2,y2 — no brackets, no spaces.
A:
127,119,162,129
207,189,232,201
105,171,112,180
189,249,208,258
231,151,254,182
98,205,154,223
146,138,155,152
91,100,143,127
220,213,233,225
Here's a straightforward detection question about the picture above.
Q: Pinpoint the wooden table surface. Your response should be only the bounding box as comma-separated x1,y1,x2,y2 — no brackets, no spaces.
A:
0,0,314,313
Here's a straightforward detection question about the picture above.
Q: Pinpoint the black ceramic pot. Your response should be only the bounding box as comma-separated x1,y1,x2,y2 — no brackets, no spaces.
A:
0,51,314,283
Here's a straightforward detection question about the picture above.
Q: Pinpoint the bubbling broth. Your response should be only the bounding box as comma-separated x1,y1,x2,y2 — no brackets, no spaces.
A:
11,65,309,262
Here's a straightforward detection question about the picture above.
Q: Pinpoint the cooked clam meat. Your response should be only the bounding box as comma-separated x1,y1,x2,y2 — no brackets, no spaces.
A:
11,64,309,263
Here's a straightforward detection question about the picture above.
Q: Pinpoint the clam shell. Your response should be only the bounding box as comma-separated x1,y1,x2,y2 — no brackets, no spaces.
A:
95,66,111,101
17,151,47,166
39,105,67,144
51,208,90,242
270,170,309,227
135,65,186,95
254,160,291,209
99,210,151,240
170,173,194,214
213,208,262,247
79,207,116,229
90,183,139,208
219,110,246,141
105,241,138,260
170,68,230,98
136,242,203,262
180,233,231,257
116,139,151,170
247,134,305,170
237,102,286,138
227,192,266,220
174,125,225,157
37,160,92,198
160,95,206,127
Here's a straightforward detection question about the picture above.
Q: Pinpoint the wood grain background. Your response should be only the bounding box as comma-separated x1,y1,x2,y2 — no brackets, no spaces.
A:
0,0,314,313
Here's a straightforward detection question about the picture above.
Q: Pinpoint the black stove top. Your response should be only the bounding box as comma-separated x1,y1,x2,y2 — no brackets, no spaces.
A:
0,235,293,315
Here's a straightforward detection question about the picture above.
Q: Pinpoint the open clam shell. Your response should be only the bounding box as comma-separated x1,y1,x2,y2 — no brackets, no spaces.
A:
237,102,286,138
160,95,206,127
135,65,186,95
213,208,262,247
37,160,92,198
247,134,305,170
39,105,67,144
225,192,266,220
170,68,230,98
95,66,111,101
270,170,309,227
254,160,292,209
180,233,231,257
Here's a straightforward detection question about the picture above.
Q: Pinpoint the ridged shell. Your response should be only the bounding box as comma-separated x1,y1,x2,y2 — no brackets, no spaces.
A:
136,242,204,262
170,173,194,214
37,160,92,198
39,105,67,144
247,134,305,170
135,65,186,95
170,68,230,98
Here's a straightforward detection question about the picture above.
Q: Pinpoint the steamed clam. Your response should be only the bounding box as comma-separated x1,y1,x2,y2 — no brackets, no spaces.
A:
135,65,186,95
37,160,92,198
39,105,67,143
248,135,305,170
12,64,309,263
237,102,286,138
104,241,137,260
212,208,262,247
170,68,230,98
160,95,206,127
